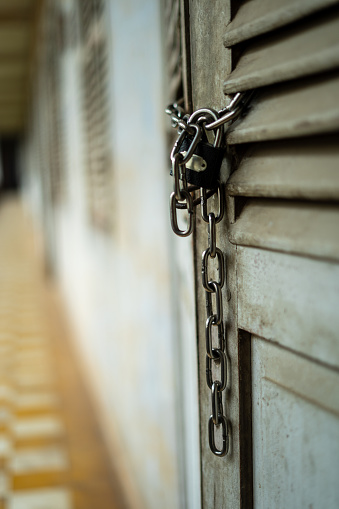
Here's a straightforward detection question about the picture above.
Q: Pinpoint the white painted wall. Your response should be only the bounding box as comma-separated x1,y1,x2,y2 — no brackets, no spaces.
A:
22,0,200,508
57,2,179,508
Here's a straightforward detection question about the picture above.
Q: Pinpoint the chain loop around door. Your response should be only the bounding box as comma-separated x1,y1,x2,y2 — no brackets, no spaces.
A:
166,92,252,457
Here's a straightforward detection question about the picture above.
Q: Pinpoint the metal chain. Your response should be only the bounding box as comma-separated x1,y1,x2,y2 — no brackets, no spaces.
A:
166,92,251,456
165,91,253,135
201,191,229,456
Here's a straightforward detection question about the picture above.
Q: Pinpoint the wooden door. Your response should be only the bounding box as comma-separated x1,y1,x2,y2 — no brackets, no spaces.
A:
187,1,339,507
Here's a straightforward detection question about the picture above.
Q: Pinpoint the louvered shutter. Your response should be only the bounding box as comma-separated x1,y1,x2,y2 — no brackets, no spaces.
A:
80,0,112,230
223,2,339,507
225,1,339,261
187,2,339,508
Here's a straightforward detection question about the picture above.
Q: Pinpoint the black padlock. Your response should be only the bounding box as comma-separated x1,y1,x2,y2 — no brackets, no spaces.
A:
177,135,224,189
170,108,225,189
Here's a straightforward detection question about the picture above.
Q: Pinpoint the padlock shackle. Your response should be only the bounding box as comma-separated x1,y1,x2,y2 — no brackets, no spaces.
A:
188,108,224,147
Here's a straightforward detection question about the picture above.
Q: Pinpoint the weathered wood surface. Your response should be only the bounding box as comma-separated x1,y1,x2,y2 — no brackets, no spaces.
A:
229,200,339,261
190,1,244,508
227,139,339,201
252,336,339,508
191,0,339,507
224,0,339,46
224,8,339,93
190,0,231,111
227,74,339,144
237,247,339,368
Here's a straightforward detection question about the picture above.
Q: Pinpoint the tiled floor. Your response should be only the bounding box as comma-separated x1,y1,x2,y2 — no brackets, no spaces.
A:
0,196,126,509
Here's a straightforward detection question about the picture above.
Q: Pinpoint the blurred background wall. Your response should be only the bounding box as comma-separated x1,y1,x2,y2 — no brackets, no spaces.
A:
13,0,199,508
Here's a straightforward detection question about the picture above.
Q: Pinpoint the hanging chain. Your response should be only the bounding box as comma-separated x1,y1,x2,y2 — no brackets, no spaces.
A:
202,186,229,456
166,91,252,457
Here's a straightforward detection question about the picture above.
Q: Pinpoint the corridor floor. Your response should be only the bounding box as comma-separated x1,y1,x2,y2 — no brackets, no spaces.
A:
0,196,125,509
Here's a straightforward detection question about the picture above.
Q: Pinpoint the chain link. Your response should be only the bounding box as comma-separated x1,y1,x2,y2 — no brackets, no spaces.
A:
203,200,229,456
166,92,251,457
170,189,193,237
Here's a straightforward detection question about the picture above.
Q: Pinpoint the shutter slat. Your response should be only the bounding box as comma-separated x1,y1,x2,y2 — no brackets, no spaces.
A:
227,139,339,200
225,0,339,47
224,10,339,93
227,74,339,144
229,200,339,262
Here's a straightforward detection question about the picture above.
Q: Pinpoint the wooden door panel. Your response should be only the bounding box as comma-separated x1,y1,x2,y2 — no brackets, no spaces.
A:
237,247,339,368
188,0,339,506
251,336,339,508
